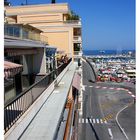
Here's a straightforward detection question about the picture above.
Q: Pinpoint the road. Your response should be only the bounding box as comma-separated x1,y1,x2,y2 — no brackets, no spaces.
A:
78,60,135,140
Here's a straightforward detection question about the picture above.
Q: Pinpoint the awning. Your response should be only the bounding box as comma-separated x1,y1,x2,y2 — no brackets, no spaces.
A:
5,49,38,56
72,73,81,91
4,61,23,78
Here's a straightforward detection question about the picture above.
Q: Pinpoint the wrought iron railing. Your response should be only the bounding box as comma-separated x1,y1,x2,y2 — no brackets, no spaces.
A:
4,58,72,133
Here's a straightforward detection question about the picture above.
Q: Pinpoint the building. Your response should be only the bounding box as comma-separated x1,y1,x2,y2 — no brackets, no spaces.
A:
4,23,57,103
4,3,82,140
5,3,82,61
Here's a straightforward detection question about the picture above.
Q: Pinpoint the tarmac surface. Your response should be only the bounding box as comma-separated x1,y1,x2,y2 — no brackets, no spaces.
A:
78,60,135,140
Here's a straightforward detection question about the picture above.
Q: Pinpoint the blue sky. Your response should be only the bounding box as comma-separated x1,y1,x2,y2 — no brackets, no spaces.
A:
9,0,135,50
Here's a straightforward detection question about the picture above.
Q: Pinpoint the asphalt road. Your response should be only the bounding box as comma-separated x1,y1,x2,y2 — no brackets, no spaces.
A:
78,60,135,140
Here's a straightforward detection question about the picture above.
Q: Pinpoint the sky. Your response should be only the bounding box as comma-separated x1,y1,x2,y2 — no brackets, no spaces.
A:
8,0,135,50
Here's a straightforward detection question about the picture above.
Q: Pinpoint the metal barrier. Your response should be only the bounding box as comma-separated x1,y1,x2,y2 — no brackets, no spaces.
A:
4,58,72,133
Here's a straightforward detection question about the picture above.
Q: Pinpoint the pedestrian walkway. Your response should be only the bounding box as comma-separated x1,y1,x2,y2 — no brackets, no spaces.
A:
79,118,108,124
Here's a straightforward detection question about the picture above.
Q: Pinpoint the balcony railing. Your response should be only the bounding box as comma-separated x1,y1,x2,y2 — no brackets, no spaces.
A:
73,36,82,42
4,24,48,44
4,58,72,133
74,51,82,56
64,20,81,26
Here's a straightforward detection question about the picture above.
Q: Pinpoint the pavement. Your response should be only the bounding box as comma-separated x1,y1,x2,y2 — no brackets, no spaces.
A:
78,60,135,140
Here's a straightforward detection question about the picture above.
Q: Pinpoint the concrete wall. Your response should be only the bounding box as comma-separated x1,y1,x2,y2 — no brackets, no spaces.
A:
22,48,46,75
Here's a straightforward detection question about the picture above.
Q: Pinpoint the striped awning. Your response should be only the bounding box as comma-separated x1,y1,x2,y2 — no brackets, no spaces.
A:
4,61,23,78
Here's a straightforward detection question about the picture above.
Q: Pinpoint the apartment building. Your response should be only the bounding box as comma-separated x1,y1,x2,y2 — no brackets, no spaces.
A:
5,3,82,60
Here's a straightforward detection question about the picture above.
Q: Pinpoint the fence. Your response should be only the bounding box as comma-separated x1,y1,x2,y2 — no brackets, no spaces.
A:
4,58,72,133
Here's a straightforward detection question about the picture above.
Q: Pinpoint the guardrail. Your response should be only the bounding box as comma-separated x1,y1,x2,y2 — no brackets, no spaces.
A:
4,58,72,133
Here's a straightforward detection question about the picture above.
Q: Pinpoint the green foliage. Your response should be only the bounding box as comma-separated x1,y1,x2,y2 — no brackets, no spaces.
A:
67,11,80,20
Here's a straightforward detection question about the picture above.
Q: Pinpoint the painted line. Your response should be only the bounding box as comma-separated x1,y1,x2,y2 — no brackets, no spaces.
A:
116,106,129,140
104,120,107,124
82,118,84,123
109,87,114,90
102,87,107,89
100,119,103,124
95,86,100,88
96,119,99,124
89,85,93,87
86,119,88,123
93,119,96,124
131,95,135,98
90,119,92,123
128,91,132,94
108,128,113,139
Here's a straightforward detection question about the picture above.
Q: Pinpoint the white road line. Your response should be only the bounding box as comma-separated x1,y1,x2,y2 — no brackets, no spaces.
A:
131,95,135,98
93,119,96,124
128,91,132,94
100,119,103,124
109,87,114,90
82,118,84,123
89,85,93,87
86,119,88,123
104,120,107,124
108,128,113,139
96,119,99,124
90,119,92,123
102,87,107,89
116,106,129,140
95,86,100,88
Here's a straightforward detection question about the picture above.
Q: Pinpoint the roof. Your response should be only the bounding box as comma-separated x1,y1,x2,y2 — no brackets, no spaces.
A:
6,3,70,16
4,37,56,49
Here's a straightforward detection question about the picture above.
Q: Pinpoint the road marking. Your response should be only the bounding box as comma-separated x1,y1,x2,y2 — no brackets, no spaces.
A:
93,119,96,123
116,105,129,140
109,87,114,90
131,95,135,98
108,128,113,139
96,119,99,123
79,118,107,124
95,86,100,88
102,87,107,89
86,119,88,123
89,85,93,87
128,91,132,94
100,119,103,123
89,119,92,123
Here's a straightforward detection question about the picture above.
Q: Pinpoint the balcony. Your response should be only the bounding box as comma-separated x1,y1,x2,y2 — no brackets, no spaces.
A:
73,36,82,42
74,51,82,56
4,24,48,45
4,58,72,134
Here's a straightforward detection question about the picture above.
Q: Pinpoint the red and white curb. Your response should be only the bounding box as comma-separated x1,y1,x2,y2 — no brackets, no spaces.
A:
95,86,136,98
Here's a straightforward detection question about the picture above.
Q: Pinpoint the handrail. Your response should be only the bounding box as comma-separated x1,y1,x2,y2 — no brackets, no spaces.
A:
4,58,72,133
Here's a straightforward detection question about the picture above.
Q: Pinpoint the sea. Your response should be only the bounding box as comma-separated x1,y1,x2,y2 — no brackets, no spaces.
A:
83,50,135,56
